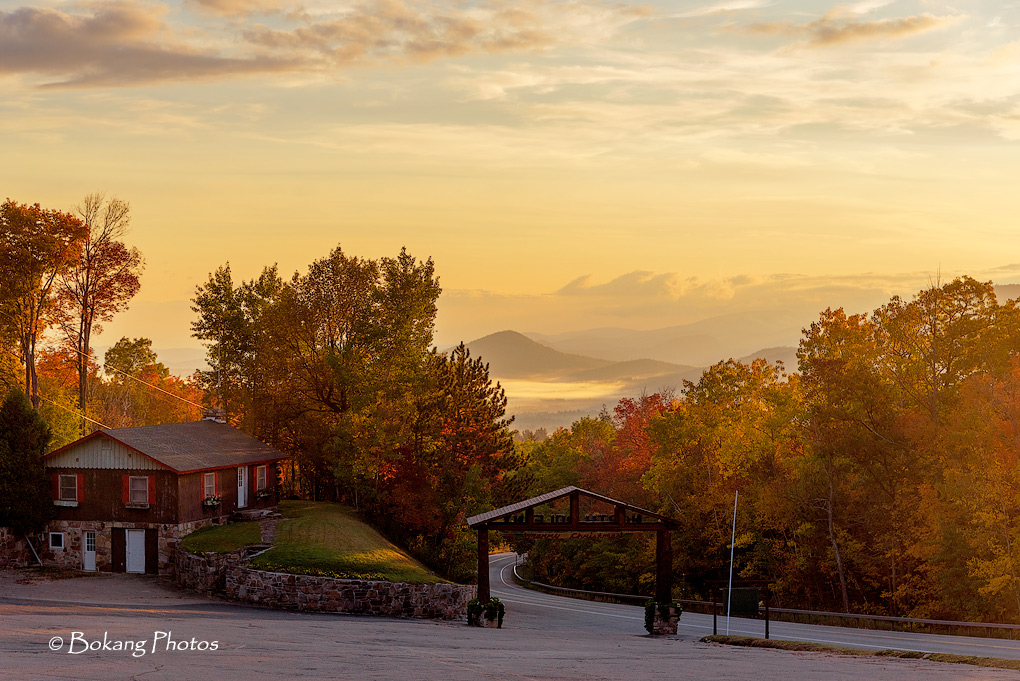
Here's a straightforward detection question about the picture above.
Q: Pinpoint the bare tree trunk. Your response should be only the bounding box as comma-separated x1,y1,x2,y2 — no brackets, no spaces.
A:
825,482,850,612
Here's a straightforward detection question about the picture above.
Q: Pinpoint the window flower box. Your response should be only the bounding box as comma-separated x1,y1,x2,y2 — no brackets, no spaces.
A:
203,495,221,508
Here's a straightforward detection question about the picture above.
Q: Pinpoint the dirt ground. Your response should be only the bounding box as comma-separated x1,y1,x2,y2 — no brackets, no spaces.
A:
2,569,1018,681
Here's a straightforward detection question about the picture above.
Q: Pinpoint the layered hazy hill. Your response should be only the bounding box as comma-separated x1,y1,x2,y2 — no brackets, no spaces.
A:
464,329,795,433
525,309,809,367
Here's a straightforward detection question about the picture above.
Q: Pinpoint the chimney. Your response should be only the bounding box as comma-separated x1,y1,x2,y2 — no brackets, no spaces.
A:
202,407,227,424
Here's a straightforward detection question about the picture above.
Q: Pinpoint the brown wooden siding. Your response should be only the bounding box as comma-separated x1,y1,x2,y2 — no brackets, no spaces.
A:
178,468,234,523
176,463,280,521
48,468,180,524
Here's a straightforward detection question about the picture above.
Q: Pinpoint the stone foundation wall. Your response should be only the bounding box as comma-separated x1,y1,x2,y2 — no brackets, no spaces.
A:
31,518,223,573
0,527,39,568
0,518,226,574
171,546,473,620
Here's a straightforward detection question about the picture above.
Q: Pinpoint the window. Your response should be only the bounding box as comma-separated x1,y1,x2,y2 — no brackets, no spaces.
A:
204,472,216,498
129,476,149,505
99,438,112,453
59,474,78,502
49,532,64,550
256,465,267,491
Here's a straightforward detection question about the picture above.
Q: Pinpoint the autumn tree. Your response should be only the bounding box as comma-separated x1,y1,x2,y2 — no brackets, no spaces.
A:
55,193,143,431
189,245,525,580
379,344,523,579
93,337,202,428
0,200,87,410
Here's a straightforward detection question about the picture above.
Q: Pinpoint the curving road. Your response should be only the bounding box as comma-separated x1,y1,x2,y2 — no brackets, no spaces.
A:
490,552,1020,660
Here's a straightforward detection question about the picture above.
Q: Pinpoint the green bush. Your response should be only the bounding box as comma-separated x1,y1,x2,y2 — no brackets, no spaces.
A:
644,599,682,633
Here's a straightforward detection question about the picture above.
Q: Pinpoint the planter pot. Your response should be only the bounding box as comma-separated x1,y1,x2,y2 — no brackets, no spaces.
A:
651,606,680,636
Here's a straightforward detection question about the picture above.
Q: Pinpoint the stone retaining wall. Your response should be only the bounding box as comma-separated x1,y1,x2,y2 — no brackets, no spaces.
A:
170,546,473,620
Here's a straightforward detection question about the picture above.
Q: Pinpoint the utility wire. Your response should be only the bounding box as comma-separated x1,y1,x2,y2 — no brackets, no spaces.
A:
0,346,112,428
50,340,204,411
1,343,201,417
0,307,204,410
37,393,111,429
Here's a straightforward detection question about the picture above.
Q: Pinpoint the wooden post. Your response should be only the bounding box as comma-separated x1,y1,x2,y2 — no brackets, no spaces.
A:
477,526,490,602
655,529,672,603
764,585,770,640
570,492,580,527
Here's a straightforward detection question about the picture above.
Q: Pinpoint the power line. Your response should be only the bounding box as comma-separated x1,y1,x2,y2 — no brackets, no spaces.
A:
37,393,111,429
0,307,204,411
1,343,202,417
50,340,204,411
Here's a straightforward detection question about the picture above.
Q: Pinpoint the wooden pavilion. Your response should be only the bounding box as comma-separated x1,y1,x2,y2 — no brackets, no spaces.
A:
466,486,680,603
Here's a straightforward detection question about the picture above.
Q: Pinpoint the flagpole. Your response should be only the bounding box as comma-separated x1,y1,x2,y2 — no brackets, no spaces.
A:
726,489,738,636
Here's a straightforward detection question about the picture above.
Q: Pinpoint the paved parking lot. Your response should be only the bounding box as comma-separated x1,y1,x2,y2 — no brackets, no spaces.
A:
2,569,1018,680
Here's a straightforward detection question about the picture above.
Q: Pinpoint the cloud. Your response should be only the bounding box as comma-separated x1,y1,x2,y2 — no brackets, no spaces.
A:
437,266,1020,347
673,0,774,19
186,0,288,17
750,8,958,47
0,2,301,87
241,0,650,67
0,0,647,88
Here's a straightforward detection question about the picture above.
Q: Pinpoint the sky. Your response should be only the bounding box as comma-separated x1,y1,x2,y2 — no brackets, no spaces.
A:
3,0,1020,354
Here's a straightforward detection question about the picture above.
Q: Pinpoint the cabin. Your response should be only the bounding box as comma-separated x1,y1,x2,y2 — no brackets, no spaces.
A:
37,413,286,574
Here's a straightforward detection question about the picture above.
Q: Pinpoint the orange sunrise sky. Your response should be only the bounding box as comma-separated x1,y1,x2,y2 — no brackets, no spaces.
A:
3,0,1020,355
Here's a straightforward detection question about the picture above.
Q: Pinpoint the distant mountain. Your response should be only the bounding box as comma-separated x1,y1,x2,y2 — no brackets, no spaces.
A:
464,330,612,379
526,309,811,367
568,358,698,383
464,328,801,433
737,346,798,371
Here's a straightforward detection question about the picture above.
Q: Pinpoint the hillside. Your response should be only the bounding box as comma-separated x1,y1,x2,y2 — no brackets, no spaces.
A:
464,329,796,433
526,309,813,366
465,330,612,378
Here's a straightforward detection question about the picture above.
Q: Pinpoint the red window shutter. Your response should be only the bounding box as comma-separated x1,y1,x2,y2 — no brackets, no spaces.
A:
148,476,155,505
77,474,84,502
214,471,219,495
122,475,129,504
52,473,59,500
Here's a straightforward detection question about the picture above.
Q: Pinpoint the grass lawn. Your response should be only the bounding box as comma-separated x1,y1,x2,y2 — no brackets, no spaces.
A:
180,521,263,554
248,500,444,584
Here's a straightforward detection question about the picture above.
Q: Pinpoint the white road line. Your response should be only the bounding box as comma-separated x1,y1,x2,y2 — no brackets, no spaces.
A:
495,561,642,620
491,554,1020,657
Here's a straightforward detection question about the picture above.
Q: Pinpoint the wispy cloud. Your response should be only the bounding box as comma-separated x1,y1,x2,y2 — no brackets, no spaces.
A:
185,0,287,17
437,266,1020,346
750,7,959,47
0,0,648,88
673,0,773,19
242,0,650,66
0,2,301,87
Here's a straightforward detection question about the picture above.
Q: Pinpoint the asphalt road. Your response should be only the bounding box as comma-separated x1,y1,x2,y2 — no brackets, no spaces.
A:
490,552,1020,660
2,564,1019,680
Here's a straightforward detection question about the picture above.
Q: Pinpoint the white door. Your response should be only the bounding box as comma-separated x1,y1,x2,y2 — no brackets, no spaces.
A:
83,531,96,571
238,466,248,508
126,529,145,574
